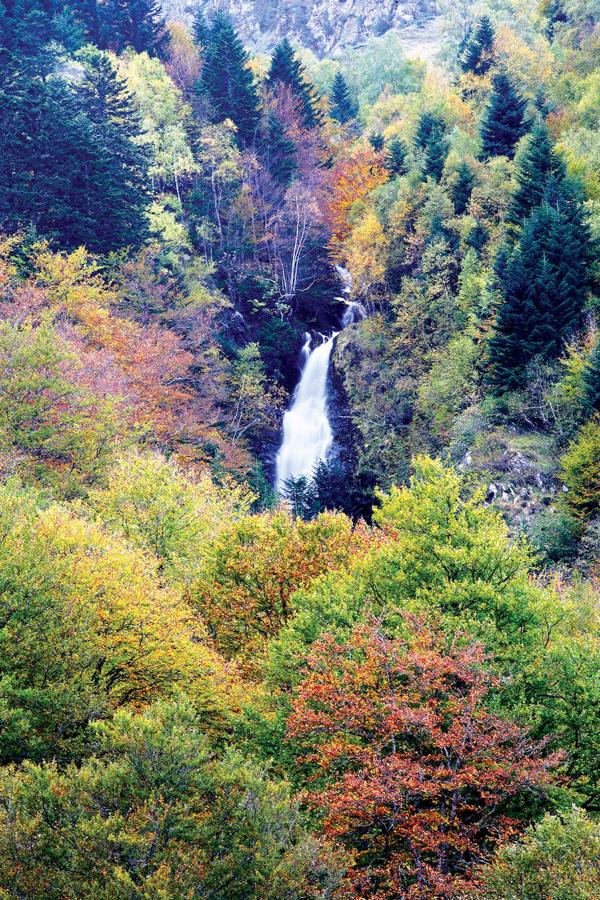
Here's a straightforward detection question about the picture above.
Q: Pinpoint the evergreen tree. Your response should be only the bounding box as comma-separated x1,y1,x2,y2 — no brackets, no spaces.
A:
191,6,208,48
488,193,593,390
582,341,600,415
369,132,384,152
452,161,475,214
329,72,356,123
197,13,261,146
75,48,149,251
385,138,409,177
460,15,495,75
99,0,168,56
507,122,566,225
414,111,448,181
466,220,489,254
259,112,297,186
267,38,322,129
480,71,528,159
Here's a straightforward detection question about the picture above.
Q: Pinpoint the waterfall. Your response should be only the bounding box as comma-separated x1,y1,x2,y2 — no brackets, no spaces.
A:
275,267,359,495
275,332,338,494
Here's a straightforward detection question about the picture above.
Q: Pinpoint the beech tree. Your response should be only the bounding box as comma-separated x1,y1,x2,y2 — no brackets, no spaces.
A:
288,621,559,899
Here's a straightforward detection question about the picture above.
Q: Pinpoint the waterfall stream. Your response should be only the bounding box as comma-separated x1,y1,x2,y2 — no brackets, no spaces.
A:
275,267,362,494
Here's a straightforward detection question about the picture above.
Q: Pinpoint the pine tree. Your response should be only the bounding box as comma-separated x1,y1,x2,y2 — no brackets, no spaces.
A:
414,111,448,181
259,112,297,186
267,38,322,130
582,341,600,415
460,15,495,75
369,132,384,152
385,138,409,177
197,13,261,146
329,72,356,124
75,48,149,251
480,71,528,159
452,161,475,214
507,122,566,225
100,0,168,56
191,7,208,48
488,194,593,390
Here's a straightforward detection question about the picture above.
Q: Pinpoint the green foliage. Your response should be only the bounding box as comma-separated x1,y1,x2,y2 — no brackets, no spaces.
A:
452,160,475,214
414,111,448,181
384,138,409,177
99,0,168,56
258,112,297,186
561,417,600,520
480,71,529,160
0,697,344,898
267,38,322,129
460,15,496,75
476,807,600,898
329,71,357,123
196,13,261,146
508,122,567,225
582,339,600,414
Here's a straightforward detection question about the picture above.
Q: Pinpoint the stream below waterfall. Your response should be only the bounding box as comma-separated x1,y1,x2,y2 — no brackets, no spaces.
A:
275,267,363,494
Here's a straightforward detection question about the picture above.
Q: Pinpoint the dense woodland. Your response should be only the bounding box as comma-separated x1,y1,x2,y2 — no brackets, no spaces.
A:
0,0,599,896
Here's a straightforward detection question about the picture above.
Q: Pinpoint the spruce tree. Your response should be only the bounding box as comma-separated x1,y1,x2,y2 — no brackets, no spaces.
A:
582,340,600,415
488,193,593,390
414,111,448,181
100,0,168,56
480,71,528,160
369,132,384,152
507,122,565,225
329,72,356,124
197,13,261,146
385,138,409,177
267,38,322,129
259,112,297,187
460,15,495,75
75,48,149,251
452,161,475,214
191,7,208,48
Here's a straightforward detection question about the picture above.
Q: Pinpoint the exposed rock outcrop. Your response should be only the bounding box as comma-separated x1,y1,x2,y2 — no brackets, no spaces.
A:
163,0,439,56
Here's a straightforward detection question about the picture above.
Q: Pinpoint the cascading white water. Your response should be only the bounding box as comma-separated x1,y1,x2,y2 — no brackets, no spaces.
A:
275,267,361,495
275,332,338,493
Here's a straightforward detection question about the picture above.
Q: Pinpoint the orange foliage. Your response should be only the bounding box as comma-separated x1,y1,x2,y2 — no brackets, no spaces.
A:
323,146,388,255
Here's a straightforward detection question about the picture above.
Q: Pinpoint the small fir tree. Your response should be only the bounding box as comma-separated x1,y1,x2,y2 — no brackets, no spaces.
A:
100,0,168,56
191,6,208,48
582,340,600,415
385,138,409,177
452,160,475,214
329,71,356,123
369,132,384,152
259,112,297,187
460,15,495,75
507,122,566,225
480,71,528,159
197,13,261,146
267,38,322,129
414,111,448,181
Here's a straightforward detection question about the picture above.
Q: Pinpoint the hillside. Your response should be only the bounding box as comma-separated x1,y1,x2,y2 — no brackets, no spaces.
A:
162,0,440,54
0,0,599,896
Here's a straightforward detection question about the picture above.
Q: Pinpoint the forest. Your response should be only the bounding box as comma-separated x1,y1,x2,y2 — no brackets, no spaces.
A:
0,0,599,896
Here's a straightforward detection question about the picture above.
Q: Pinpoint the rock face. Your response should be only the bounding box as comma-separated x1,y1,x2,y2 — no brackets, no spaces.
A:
164,0,438,56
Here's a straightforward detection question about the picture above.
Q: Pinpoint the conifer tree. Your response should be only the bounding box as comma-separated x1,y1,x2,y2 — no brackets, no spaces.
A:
191,7,208,48
329,72,356,123
582,341,600,415
259,112,297,187
267,38,322,129
460,15,495,75
100,0,168,56
488,194,593,390
414,111,448,181
76,48,149,251
480,71,528,159
197,13,261,146
369,132,384,152
385,138,409,177
507,122,566,225
452,161,475,214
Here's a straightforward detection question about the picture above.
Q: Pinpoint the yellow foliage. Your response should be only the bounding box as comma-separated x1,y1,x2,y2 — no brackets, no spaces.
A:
344,211,389,296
